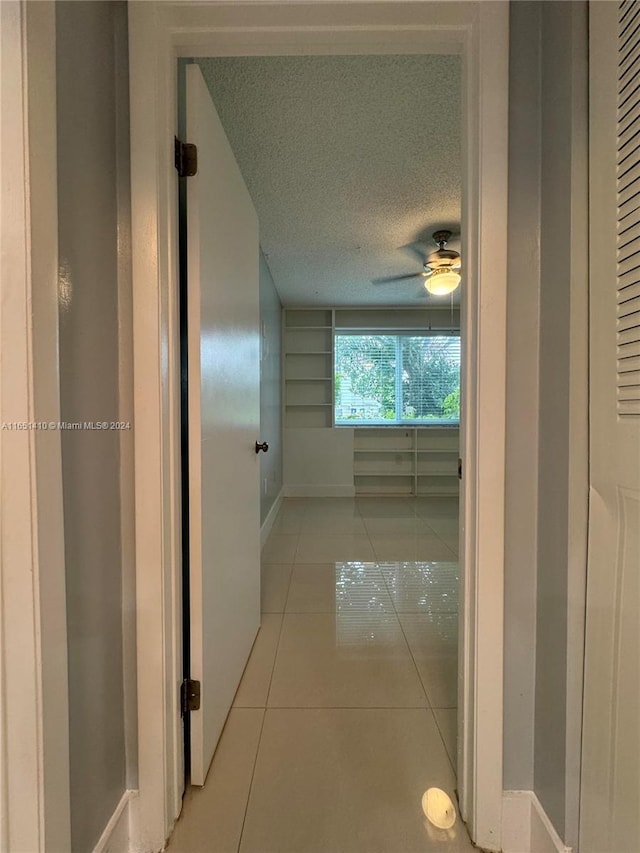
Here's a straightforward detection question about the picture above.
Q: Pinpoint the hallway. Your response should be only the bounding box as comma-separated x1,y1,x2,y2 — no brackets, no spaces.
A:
168,496,474,852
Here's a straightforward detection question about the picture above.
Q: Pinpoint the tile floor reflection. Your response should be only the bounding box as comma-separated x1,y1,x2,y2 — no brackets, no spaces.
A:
168,496,473,852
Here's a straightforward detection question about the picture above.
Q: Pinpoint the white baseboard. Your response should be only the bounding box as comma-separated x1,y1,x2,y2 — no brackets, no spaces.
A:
260,491,283,547
502,790,532,853
282,484,356,498
502,791,572,853
93,789,136,853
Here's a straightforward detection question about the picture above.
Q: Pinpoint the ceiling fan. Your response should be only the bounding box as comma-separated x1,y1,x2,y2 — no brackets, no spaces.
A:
373,230,462,295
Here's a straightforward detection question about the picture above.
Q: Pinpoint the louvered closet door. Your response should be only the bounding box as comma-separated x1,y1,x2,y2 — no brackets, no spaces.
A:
580,4,640,851
618,2,640,412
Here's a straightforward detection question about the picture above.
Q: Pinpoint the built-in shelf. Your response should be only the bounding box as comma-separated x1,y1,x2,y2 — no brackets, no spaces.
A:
355,448,413,454
353,426,459,496
281,308,463,496
354,472,415,477
286,326,332,331
283,309,334,428
285,309,332,328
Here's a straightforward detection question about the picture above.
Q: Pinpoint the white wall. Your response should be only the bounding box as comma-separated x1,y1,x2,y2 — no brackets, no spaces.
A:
1,4,71,848
259,253,283,521
284,428,355,497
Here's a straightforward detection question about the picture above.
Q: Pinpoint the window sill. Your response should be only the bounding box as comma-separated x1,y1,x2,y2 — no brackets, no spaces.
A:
334,422,460,429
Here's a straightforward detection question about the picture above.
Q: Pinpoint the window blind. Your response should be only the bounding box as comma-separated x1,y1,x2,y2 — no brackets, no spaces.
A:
400,335,461,421
617,0,640,415
334,333,460,425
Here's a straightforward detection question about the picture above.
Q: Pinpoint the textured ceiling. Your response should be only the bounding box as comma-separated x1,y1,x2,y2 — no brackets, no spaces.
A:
196,55,462,307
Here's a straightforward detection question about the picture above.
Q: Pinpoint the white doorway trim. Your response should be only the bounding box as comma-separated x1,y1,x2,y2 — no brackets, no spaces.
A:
0,3,71,851
128,3,508,851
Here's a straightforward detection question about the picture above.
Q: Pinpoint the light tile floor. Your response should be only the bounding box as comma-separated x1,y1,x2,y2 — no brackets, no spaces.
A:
168,496,474,852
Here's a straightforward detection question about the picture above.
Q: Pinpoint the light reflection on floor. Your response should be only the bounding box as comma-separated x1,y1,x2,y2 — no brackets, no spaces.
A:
168,496,474,853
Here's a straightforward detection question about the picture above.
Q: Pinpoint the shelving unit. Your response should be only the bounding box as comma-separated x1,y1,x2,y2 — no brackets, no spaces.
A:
416,428,459,495
283,309,333,428
353,427,459,496
353,428,415,495
282,307,461,495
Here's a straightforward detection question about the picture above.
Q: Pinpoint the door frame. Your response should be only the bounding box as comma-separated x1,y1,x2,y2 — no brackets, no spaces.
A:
128,2,508,851
0,3,71,851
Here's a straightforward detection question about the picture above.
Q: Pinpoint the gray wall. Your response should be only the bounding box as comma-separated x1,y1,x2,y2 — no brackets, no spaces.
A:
535,2,588,845
56,3,136,850
504,2,588,847
259,253,283,523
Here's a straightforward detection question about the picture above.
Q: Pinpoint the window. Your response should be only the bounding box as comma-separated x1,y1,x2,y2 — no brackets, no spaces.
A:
334,332,460,425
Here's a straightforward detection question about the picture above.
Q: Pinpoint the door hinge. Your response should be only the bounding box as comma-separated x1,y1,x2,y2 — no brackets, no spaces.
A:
181,678,201,715
458,457,462,480
175,137,198,177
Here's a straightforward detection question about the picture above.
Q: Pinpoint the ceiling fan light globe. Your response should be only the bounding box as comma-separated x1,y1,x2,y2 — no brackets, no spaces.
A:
425,268,461,295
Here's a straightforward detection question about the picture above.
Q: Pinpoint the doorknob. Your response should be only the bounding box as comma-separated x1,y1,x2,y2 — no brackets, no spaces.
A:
255,441,269,454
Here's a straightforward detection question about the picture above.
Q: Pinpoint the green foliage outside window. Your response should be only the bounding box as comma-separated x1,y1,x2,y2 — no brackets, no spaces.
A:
334,333,460,425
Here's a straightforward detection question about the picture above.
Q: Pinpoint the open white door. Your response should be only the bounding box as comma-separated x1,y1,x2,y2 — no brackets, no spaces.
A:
185,64,261,786
581,4,640,851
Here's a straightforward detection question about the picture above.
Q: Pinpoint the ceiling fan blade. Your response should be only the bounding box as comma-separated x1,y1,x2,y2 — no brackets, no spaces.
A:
400,242,428,263
372,272,424,285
